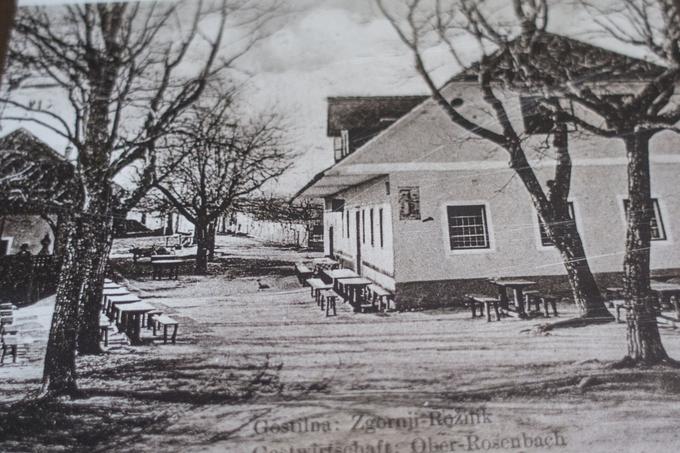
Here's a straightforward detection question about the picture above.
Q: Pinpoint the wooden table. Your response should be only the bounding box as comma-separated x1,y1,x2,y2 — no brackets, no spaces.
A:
151,259,190,280
115,301,155,345
104,282,121,289
107,294,141,318
101,287,131,312
322,268,359,292
338,277,373,309
491,279,536,318
312,257,339,274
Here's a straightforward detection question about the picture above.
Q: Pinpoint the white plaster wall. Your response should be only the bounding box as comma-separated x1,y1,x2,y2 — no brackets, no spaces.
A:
390,160,680,283
325,176,395,290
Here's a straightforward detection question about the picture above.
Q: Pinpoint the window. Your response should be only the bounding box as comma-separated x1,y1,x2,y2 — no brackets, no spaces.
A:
0,238,11,256
623,198,667,241
362,210,366,244
520,96,555,134
370,209,374,246
446,205,490,250
347,211,350,238
379,209,384,248
341,211,344,238
538,202,576,247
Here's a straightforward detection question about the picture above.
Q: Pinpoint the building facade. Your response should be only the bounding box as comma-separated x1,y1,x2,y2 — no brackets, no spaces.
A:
298,42,680,310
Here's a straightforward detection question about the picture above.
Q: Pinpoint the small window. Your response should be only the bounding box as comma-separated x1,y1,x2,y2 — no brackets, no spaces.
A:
520,96,555,134
362,210,366,244
379,209,384,248
538,202,576,247
623,198,667,241
346,211,350,238
370,209,374,246
0,238,11,256
341,130,350,158
341,211,344,238
446,205,490,250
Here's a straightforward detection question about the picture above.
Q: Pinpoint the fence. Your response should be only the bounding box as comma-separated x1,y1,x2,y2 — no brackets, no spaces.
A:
0,255,61,305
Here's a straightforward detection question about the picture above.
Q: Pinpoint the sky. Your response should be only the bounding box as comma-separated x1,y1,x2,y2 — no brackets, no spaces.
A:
9,0,648,196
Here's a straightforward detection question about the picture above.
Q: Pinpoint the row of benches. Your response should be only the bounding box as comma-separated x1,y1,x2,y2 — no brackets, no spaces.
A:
305,277,394,316
102,279,179,345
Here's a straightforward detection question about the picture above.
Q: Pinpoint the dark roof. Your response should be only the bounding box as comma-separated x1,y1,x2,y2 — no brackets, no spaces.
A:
0,129,78,214
0,128,66,162
450,32,666,86
326,96,428,137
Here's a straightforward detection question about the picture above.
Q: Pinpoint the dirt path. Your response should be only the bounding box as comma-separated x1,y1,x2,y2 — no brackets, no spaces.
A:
2,235,680,453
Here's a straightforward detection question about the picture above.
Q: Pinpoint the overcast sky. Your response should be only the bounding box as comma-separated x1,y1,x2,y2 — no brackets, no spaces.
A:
10,0,645,196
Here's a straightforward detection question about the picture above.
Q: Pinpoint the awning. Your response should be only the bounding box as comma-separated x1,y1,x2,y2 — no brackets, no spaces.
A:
292,166,383,200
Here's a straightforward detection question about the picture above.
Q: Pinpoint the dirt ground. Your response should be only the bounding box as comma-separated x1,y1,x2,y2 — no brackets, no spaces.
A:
2,235,680,453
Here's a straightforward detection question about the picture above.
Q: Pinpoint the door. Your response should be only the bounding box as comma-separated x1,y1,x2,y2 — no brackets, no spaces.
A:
328,226,334,257
355,211,362,275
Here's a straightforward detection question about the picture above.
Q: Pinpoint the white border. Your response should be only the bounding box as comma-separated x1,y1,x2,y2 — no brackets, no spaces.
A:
440,200,496,255
1,237,14,255
616,194,673,245
532,199,584,251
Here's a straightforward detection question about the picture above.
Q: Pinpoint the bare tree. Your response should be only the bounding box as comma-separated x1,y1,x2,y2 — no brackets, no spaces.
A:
0,0,17,90
243,195,322,246
155,94,293,274
538,0,680,366
377,0,613,322
1,0,277,395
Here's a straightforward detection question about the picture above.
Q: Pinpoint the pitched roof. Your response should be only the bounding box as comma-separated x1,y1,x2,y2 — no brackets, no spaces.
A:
326,96,428,137
451,32,666,85
0,128,66,162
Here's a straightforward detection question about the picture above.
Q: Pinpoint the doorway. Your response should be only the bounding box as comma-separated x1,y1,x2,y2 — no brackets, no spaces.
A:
355,211,361,275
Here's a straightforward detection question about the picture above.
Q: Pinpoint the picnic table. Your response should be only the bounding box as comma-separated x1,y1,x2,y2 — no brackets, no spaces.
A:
104,282,121,289
115,301,155,345
337,277,373,309
491,279,536,318
312,257,339,274
151,258,191,280
322,268,359,291
106,294,142,318
101,287,131,312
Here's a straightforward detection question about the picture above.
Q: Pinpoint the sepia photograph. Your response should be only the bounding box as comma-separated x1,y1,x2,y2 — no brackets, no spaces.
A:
1,0,680,451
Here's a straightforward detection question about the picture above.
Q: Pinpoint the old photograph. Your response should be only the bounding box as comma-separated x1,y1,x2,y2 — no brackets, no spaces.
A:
1,0,680,451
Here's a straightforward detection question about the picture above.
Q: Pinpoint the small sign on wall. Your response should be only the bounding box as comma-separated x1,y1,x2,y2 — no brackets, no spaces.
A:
398,186,421,220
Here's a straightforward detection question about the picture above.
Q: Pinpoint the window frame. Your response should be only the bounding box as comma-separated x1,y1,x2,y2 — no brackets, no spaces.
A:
0,237,13,256
620,196,669,242
441,201,495,255
519,96,577,135
536,201,576,248
533,199,583,251
379,208,384,248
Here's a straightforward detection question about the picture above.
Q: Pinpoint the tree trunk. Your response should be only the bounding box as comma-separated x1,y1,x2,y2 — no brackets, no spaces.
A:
77,216,113,355
620,131,670,365
553,225,611,319
509,141,612,321
195,220,209,274
42,215,89,396
207,221,216,260
0,0,17,90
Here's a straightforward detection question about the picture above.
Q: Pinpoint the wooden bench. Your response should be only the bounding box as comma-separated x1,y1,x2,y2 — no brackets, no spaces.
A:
368,284,394,311
465,294,501,322
295,263,313,285
319,290,339,317
152,315,179,344
1,326,18,364
99,314,111,347
306,278,333,306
